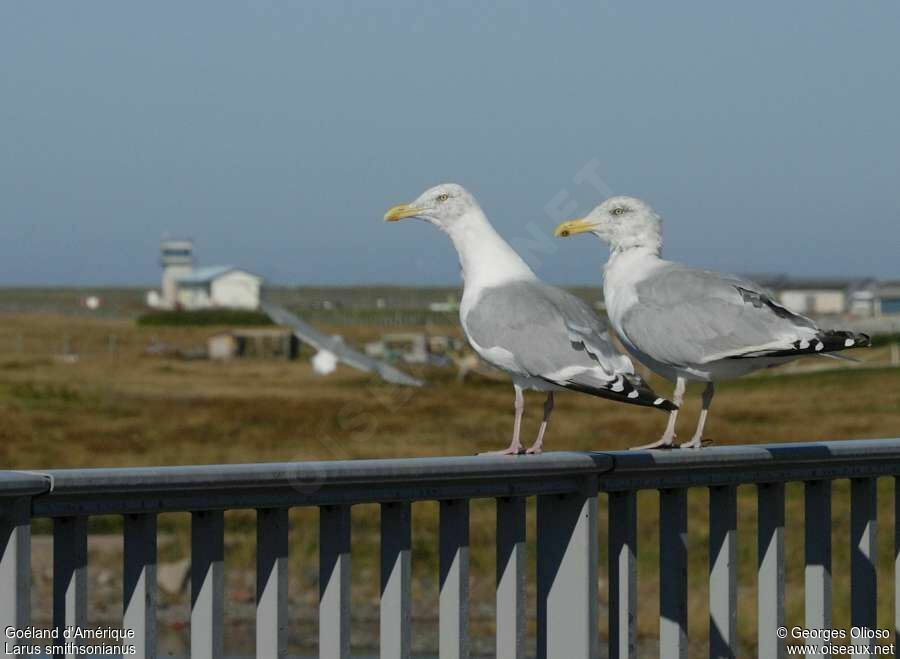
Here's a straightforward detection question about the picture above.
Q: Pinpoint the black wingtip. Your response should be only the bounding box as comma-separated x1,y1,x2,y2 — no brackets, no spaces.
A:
728,329,873,360
853,332,872,348
653,397,679,412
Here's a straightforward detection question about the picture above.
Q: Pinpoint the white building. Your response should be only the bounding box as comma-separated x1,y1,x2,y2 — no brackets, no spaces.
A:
148,240,263,310
777,280,848,316
749,276,881,318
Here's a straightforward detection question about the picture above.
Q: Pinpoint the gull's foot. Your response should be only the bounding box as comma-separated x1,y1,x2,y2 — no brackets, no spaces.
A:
629,435,677,450
525,445,543,455
478,446,525,456
680,437,714,449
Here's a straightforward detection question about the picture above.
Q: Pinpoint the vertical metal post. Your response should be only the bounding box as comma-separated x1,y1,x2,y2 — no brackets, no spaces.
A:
381,502,411,659
608,490,637,659
191,510,224,659
320,505,351,659
496,496,525,659
124,513,157,659
896,477,900,642
1,498,32,639
440,499,470,659
257,508,288,659
850,478,877,651
659,488,688,659
53,516,88,659
758,482,785,659
537,487,598,659
804,480,831,658
709,485,737,659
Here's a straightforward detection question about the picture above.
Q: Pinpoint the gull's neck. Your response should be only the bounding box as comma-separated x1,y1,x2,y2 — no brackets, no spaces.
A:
604,244,664,283
603,245,664,323
445,209,536,291
609,225,662,257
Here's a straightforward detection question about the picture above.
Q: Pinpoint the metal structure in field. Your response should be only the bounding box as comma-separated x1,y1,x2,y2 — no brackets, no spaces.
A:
260,300,424,387
2,438,900,658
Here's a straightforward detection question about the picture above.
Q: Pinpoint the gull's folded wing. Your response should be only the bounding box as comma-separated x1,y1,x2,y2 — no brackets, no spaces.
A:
618,265,866,366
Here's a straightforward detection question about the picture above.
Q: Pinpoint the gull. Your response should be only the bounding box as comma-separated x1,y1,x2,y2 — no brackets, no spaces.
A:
384,183,674,455
554,196,871,449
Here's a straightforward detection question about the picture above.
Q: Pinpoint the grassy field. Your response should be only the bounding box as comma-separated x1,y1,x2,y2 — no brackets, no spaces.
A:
2,312,899,655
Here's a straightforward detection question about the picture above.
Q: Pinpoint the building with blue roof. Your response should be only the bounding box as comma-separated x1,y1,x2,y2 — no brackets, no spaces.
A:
147,240,263,310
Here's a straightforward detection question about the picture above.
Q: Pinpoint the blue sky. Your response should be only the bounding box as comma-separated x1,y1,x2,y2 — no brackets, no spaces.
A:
1,2,898,286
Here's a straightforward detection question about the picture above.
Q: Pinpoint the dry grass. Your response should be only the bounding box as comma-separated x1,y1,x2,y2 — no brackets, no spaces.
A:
2,312,899,653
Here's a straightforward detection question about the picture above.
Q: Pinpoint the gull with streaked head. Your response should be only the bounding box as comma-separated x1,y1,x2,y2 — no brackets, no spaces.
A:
555,196,871,449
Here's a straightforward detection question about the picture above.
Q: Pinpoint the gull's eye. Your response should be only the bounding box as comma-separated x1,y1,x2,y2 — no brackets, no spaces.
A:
436,193,450,203
612,207,626,216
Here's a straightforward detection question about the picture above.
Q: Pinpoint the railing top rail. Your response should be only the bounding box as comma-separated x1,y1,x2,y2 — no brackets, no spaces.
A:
599,437,900,490
0,471,50,498
3,438,899,516
11,452,611,517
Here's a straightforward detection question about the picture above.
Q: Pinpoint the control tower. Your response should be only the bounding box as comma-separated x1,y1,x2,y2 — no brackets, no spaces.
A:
160,239,194,308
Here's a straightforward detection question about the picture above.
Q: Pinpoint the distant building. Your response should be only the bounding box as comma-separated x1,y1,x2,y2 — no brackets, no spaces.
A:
878,281,900,316
160,239,195,308
777,279,851,316
148,240,263,310
175,266,263,310
749,276,881,317
208,328,299,361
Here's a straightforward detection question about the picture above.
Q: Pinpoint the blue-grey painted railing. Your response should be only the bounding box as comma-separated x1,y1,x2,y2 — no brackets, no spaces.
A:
2,438,900,658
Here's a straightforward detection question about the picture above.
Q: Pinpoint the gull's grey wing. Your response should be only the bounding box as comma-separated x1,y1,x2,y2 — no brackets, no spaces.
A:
464,280,629,377
538,283,635,375
619,264,829,366
463,281,673,410
260,301,424,387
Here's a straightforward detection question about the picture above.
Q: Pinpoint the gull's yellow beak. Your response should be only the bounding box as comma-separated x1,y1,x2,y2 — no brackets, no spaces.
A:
384,203,421,222
553,218,594,238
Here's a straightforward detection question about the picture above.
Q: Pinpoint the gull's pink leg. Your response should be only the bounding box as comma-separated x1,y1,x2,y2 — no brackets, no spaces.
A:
480,384,526,455
680,382,714,449
630,376,686,450
526,392,554,454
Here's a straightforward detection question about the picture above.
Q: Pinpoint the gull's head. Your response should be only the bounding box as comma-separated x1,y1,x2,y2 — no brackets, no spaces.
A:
554,196,661,252
384,183,480,232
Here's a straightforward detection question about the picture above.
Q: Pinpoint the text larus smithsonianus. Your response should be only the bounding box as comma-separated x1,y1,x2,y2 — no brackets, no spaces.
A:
384,184,674,455
554,196,871,450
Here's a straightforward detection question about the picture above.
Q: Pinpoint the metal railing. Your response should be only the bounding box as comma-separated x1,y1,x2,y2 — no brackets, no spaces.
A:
2,438,900,659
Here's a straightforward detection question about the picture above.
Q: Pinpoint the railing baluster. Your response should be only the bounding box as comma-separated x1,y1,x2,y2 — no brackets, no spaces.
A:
896,477,900,642
124,513,157,659
53,516,87,659
381,502,412,659
537,488,598,659
191,510,224,659
709,485,737,659
256,508,288,659
1,497,31,635
440,498,470,659
659,488,688,659
804,480,831,658
850,478,877,651
609,490,637,659
320,505,351,659
758,482,785,659
496,496,525,659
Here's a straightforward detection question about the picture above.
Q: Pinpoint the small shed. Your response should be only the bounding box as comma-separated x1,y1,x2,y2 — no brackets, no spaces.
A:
208,328,299,361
